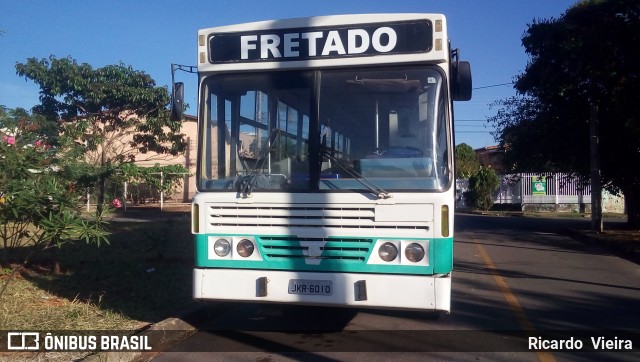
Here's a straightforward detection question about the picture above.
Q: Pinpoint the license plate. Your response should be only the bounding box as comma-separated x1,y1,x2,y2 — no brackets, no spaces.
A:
288,279,333,295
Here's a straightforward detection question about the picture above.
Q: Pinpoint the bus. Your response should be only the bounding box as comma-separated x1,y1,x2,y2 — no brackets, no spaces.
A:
173,13,472,313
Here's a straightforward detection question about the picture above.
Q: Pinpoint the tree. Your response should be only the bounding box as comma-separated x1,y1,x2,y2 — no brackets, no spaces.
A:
489,0,640,227
464,167,500,211
455,143,481,179
15,56,187,210
0,107,109,277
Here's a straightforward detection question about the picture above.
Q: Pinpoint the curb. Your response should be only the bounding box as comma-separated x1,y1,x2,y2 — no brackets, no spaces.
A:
82,305,204,362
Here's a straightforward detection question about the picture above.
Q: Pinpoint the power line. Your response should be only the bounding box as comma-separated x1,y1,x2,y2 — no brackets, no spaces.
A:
473,82,512,90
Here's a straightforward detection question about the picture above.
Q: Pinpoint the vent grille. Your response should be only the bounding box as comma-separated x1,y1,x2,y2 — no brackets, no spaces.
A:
207,205,427,230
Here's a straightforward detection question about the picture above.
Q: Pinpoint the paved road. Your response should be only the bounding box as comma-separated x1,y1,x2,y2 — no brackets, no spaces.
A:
145,214,640,362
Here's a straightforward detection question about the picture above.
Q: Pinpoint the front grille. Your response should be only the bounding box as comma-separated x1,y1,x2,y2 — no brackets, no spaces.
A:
259,236,373,261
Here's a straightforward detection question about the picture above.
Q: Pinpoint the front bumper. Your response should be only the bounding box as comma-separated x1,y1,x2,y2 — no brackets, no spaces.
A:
193,268,451,312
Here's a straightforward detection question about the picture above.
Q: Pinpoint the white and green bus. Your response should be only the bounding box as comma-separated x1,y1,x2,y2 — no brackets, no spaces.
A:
174,13,472,313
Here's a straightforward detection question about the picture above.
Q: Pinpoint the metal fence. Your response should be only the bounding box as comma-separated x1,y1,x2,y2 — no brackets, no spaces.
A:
500,172,591,205
82,177,186,212
457,172,592,208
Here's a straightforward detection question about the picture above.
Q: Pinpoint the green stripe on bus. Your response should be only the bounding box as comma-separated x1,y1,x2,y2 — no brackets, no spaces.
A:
194,234,453,275
432,237,454,273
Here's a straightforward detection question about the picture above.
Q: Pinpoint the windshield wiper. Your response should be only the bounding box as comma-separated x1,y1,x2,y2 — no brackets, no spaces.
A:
235,129,282,197
319,150,392,199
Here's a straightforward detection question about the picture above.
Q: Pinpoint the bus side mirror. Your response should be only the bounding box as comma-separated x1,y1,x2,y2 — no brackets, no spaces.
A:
171,82,185,121
452,61,472,101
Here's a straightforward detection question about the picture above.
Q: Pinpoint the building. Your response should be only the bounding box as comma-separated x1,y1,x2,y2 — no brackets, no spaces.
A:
92,114,199,204
139,114,198,202
474,144,506,174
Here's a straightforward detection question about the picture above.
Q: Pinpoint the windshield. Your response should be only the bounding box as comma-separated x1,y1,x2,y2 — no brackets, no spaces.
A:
199,66,451,193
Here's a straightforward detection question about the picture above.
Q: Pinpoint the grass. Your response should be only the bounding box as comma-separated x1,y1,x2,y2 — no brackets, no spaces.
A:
0,274,138,330
0,208,195,332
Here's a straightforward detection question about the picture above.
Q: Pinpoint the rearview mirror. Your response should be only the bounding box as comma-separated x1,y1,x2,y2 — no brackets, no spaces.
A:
452,61,472,101
171,82,184,121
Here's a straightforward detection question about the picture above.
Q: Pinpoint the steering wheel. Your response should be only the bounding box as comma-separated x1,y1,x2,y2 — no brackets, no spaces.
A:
369,146,424,158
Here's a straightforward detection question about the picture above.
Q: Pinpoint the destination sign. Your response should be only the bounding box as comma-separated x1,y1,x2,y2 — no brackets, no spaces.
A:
208,20,432,63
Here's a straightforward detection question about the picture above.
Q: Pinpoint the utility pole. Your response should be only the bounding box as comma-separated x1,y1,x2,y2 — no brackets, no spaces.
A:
590,103,603,232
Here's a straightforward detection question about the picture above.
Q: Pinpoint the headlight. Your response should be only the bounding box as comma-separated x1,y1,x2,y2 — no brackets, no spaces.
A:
214,238,231,257
405,243,425,262
378,242,398,262
236,239,255,257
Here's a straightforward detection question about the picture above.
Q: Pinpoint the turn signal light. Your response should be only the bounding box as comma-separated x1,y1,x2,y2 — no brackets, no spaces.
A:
192,203,200,233
441,205,450,237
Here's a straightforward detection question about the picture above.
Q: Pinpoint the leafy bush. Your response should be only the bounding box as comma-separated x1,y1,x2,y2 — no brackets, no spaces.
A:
455,143,481,179
0,107,109,270
464,167,500,211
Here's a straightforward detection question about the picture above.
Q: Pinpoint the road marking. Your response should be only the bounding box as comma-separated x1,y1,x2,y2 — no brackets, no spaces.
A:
475,240,556,362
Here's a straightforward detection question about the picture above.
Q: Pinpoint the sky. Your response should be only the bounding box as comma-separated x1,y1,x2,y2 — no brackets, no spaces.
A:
0,0,578,149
